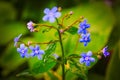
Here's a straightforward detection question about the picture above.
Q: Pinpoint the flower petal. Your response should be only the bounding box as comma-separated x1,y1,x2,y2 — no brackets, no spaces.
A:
51,7,57,12
39,50,44,54
49,17,55,23
90,57,95,62
54,12,61,18
85,61,90,66
44,8,50,14
81,53,86,57
43,15,49,21
29,46,34,50
79,58,84,63
20,44,25,49
87,51,92,56
38,55,42,60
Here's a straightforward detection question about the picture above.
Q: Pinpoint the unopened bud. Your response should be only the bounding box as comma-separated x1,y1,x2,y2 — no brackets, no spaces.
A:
97,55,102,59
58,7,62,12
28,41,32,46
69,11,73,15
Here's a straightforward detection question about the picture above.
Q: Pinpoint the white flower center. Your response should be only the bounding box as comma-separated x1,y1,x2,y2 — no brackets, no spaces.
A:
35,50,39,54
49,12,54,17
85,57,89,61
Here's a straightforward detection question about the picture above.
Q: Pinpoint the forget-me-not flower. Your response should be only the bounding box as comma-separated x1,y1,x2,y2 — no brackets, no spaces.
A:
78,19,90,34
17,44,29,58
29,45,44,59
43,6,61,23
79,51,95,66
80,33,91,46
102,46,110,57
27,21,34,32
14,34,22,47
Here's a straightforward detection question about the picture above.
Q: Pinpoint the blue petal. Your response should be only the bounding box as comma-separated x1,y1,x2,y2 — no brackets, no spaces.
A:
25,53,29,58
54,12,61,18
49,17,55,23
20,44,25,49
43,15,49,21
29,46,34,50
81,53,86,57
20,54,25,58
90,57,95,62
85,61,90,66
17,48,21,52
80,38,84,42
30,52,36,57
84,42,87,46
38,55,42,60
79,58,84,63
44,8,50,14
36,45,40,50
87,51,92,56
51,7,57,13
39,50,44,54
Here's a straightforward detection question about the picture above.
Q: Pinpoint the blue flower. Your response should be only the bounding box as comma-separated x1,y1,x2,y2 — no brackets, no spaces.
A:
79,51,95,66
14,34,22,47
27,21,34,32
80,33,91,46
29,45,44,59
102,46,110,57
17,44,29,58
43,7,61,23
78,19,90,34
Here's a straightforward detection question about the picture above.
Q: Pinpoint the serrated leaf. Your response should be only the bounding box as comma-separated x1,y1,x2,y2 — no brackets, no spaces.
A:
44,43,57,59
67,27,78,35
31,60,56,74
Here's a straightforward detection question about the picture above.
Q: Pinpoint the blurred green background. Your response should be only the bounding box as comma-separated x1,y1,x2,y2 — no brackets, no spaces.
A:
0,0,120,80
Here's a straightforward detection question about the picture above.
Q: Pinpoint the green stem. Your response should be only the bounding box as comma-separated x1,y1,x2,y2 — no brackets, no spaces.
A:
57,29,65,80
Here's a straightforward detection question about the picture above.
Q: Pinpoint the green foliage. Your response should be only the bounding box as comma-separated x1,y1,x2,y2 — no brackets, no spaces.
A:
105,43,120,80
44,42,57,59
68,60,88,80
31,60,56,74
67,26,78,35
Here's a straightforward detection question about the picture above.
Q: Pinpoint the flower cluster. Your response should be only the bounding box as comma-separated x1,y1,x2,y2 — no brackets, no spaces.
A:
79,51,95,66
78,19,91,46
14,34,44,59
14,6,110,69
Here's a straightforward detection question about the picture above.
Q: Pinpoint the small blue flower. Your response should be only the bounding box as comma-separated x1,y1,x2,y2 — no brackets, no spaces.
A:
14,34,22,47
79,51,95,66
102,46,110,57
27,21,34,32
80,33,91,46
17,44,29,58
43,6,61,23
78,19,90,34
29,45,44,59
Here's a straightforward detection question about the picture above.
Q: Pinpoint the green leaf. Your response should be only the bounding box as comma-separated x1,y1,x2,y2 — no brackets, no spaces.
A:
67,26,78,35
69,60,88,80
31,60,56,74
44,42,57,59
